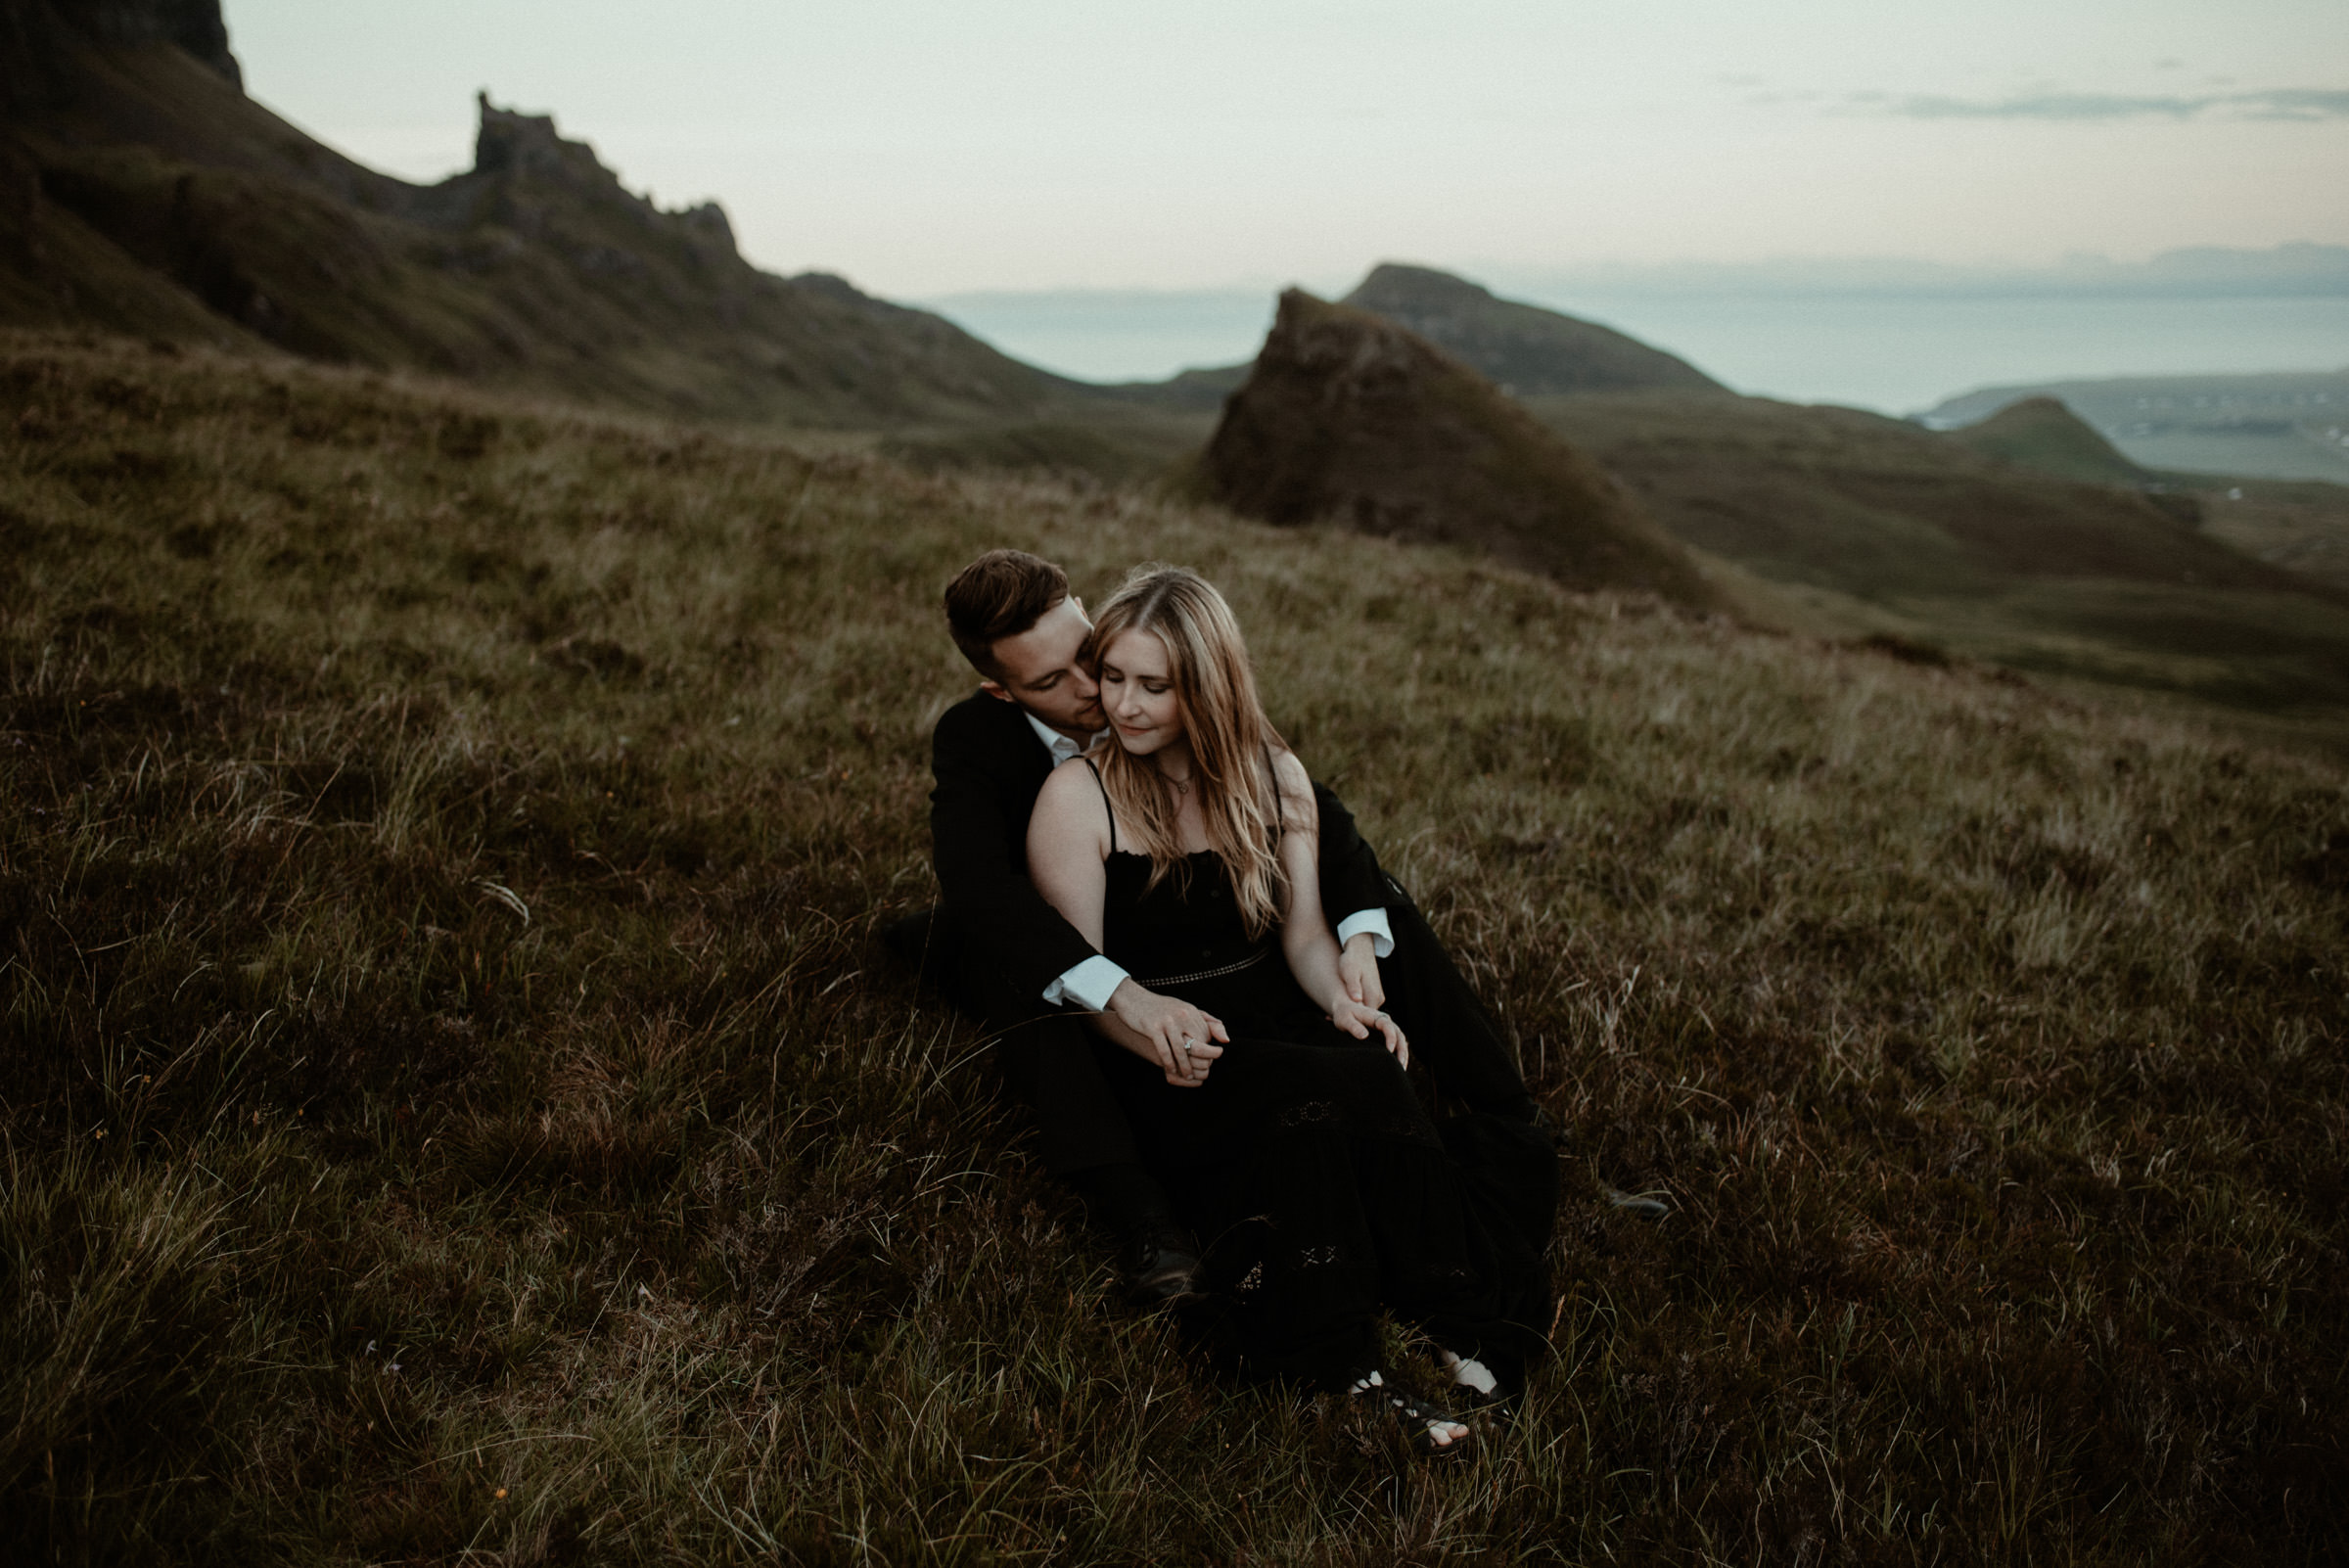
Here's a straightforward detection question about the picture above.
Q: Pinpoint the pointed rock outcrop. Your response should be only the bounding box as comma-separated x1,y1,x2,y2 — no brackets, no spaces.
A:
1203,290,1723,607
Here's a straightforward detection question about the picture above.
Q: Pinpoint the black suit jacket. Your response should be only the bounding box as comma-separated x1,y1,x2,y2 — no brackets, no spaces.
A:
929,691,1391,1009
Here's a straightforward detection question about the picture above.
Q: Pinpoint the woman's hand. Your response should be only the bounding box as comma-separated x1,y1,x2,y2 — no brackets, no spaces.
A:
1328,997,1408,1067
1143,1034,1223,1087
1108,980,1229,1086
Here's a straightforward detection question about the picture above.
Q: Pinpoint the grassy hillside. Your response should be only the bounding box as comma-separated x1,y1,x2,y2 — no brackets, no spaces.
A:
1944,396,2150,488
1923,402,2349,606
879,411,1219,488
4,332,2346,1563
1527,390,2349,747
2189,475,2349,591
1924,373,2349,486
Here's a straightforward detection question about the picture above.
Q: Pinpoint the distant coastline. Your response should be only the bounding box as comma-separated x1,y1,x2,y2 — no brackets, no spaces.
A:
921,246,2349,415
924,289,2349,418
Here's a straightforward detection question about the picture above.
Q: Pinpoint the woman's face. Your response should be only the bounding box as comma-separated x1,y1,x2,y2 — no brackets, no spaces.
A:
1098,627,1184,759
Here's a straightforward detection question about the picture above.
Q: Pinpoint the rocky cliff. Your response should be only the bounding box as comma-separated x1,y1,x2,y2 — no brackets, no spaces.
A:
0,0,1077,425
54,0,238,81
1201,290,1722,606
2,0,234,116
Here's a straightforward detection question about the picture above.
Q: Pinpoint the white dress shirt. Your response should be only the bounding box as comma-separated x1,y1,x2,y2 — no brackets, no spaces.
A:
1024,710,1393,1010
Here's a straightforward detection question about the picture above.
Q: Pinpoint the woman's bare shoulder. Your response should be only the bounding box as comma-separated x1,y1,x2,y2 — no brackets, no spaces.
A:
1036,754,1103,812
1028,758,1112,897
1042,753,1094,784
1267,747,1316,827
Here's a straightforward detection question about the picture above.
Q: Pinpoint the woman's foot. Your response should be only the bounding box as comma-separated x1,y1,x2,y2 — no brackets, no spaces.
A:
1439,1348,1497,1396
1347,1369,1471,1454
1436,1347,1523,1412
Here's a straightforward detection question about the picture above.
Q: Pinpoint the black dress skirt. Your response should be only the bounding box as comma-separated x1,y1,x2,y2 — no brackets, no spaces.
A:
1094,844,1555,1390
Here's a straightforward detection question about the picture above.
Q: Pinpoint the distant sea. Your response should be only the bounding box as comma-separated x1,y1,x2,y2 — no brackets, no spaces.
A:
919,290,2349,418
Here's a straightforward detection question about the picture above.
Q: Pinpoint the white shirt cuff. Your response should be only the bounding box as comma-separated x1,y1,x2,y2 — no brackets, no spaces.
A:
1043,953,1131,1013
1334,908,1394,957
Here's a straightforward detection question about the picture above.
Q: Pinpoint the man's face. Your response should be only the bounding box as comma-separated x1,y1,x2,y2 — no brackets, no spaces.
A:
981,596,1104,741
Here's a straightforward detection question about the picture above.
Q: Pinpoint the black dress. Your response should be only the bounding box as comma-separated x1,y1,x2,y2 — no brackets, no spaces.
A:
1085,769,1556,1390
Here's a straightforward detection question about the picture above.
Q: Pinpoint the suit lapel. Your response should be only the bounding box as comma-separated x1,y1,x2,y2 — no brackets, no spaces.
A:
971,694,1055,842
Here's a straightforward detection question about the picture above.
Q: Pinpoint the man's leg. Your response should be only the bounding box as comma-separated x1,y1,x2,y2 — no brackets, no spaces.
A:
987,1001,1142,1175
990,1010,1207,1306
932,920,1204,1305
1371,875,1541,1123
1374,881,1670,1218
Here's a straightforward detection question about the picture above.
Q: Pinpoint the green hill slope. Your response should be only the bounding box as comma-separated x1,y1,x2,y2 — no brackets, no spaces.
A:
2191,476,2349,589
1944,395,2151,486
0,0,1080,425
1924,372,2349,484
1342,262,1725,395
1527,389,2349,731
4,334,2344,1561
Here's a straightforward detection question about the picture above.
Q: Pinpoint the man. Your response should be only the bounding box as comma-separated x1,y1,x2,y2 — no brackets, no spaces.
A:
910,549,1544,1306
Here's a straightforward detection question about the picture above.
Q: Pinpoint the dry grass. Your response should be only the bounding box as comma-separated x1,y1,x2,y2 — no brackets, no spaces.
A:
3,331,2345,1564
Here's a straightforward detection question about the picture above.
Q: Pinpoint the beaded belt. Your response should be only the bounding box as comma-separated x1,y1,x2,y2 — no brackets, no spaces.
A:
1139,945,1272,988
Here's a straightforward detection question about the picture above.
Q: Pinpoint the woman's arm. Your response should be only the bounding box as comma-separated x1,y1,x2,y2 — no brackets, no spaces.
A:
1026,761,1225,1085
1026,760,1112,948
1272,752,1408,1064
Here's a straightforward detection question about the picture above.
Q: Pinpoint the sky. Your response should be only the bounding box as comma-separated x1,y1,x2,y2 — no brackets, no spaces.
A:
225,0,2349,298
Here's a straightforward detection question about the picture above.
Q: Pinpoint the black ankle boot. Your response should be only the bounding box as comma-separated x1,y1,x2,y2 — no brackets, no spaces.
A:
1118,1223,1205,1310
1066,1164,1202,1309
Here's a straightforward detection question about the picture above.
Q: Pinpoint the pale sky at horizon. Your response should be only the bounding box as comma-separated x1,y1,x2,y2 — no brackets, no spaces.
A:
223,0,2349,299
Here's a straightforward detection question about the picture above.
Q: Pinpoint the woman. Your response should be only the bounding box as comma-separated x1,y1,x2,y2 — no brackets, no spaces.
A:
1027,566,1553,1453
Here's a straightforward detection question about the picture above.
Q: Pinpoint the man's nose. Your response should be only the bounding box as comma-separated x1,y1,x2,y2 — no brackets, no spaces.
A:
1072,668,1099,701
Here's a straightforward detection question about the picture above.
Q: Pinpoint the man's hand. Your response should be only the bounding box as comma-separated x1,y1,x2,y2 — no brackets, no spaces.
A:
1328,996,1407,1068
1337,932,1385,1011
1108,979,1230,1087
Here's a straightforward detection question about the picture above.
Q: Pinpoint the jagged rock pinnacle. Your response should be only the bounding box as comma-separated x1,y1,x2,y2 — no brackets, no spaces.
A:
473,94,587,180
59,0,241,86
466,92,739,257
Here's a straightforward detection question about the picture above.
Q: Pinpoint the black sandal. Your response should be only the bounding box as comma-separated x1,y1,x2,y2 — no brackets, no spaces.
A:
1347,1369,1473,1456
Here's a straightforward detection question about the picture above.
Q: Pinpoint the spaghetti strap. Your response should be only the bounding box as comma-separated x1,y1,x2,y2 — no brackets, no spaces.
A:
1082,757,1119,853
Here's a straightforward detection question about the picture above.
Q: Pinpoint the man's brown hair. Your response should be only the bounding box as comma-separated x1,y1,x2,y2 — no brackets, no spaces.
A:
944,549,1070,676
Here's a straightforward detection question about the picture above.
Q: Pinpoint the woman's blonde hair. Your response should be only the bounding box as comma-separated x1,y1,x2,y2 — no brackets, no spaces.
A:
1086,566,1295,938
